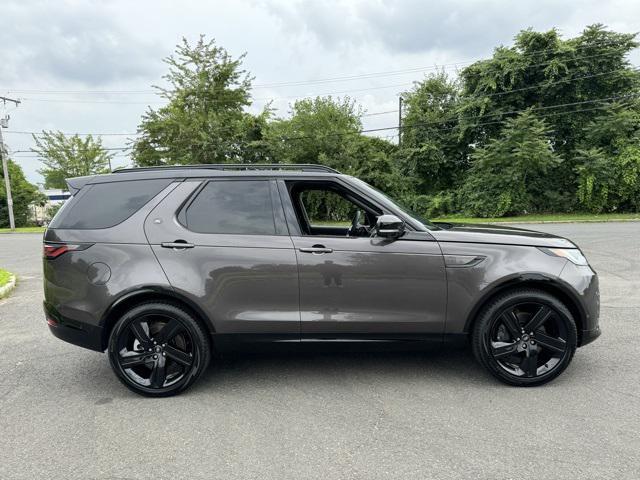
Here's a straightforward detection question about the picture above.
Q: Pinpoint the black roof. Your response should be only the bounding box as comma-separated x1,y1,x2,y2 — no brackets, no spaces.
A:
113,163,339,174
66,164,342,193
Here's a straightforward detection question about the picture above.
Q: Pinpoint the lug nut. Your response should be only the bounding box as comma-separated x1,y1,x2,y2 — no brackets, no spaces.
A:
517,337,520,341
162,352,166,356
153,355,157,359
522,344,527,349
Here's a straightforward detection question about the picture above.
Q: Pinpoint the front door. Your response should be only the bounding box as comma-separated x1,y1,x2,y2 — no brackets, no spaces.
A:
280,179,447,338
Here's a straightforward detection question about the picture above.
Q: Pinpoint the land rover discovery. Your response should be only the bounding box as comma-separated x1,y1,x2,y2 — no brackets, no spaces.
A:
43,164,600,396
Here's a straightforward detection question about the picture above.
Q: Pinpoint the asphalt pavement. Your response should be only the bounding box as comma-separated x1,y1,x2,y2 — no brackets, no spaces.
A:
0,223,638,480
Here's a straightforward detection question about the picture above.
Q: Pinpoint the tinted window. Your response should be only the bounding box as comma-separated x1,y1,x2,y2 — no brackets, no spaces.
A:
184,180,276,235
51,179,172,229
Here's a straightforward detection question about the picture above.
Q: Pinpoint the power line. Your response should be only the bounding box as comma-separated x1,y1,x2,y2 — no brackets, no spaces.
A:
5,130,139,137
18,100,631,157
6,91,639,145
2,37,635,97
10,60,638,112
283,93,640,141
366,66,640,117
10,97,637,159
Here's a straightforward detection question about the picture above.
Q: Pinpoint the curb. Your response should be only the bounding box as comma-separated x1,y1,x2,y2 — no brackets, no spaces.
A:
0,274,16,299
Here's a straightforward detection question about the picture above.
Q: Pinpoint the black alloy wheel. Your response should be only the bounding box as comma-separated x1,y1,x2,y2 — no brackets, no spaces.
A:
108,302,210,397
472,289,577,386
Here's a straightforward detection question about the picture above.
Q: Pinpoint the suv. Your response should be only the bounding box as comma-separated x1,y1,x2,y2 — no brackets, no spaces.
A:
43,164,600,396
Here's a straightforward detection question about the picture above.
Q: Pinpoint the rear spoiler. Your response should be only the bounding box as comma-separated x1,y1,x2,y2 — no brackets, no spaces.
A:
65,175,95,195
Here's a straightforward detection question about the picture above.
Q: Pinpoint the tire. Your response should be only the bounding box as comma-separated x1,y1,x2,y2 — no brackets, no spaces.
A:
471,288,577,387
108,302,211,397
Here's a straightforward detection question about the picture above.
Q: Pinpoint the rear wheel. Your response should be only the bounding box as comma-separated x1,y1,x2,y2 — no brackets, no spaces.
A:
472,289,577,386
108,302,210,397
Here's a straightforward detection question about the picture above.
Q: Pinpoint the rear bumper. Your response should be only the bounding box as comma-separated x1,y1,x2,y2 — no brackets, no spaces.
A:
44,302,104,352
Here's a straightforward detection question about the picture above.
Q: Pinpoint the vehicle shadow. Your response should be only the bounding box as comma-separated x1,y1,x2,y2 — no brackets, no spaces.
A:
190,343,495,394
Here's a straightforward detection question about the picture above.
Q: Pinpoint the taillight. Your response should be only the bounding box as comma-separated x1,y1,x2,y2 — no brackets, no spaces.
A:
43,243,92,259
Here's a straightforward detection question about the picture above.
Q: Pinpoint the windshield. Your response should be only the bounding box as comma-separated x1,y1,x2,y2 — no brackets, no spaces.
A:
348,177,438,230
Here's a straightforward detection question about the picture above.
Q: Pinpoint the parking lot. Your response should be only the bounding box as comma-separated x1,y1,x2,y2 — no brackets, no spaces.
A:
0,223,638,480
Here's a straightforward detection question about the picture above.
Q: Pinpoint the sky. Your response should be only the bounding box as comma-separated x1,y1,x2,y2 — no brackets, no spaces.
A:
1,0,639,185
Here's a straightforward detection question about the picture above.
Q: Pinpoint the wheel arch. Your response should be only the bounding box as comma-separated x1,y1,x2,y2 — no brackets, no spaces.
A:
463,274,586,345
99,286,213,351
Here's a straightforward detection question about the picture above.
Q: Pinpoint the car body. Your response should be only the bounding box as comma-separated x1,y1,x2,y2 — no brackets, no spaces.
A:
43,164,600,395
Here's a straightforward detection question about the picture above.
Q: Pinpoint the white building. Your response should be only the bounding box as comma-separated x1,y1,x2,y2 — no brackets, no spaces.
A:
32,188,71,225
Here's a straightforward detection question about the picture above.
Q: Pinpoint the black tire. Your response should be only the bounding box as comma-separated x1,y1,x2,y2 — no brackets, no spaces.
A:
108,302,211,397
472,288,577,386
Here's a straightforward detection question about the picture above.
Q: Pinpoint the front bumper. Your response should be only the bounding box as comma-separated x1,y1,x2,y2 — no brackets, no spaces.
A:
558,262,600,347
581,326,601,346
44,302,104,352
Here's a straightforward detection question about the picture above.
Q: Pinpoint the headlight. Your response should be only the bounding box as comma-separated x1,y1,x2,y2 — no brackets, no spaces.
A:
538,247,589,266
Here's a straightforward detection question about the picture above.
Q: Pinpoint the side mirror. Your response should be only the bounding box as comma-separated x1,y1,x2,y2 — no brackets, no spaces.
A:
375,214,405,239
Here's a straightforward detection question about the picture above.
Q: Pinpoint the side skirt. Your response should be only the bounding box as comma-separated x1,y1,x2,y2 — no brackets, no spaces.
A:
212,333,448,354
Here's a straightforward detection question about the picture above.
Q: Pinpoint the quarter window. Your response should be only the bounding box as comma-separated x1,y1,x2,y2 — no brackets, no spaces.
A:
183,180,276,235
51,179,173,229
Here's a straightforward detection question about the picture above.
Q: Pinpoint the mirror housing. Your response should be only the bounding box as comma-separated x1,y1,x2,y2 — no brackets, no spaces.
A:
375,214,405,239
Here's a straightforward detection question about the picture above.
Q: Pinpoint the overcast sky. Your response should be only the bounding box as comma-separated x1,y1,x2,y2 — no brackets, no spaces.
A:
1,0,639,185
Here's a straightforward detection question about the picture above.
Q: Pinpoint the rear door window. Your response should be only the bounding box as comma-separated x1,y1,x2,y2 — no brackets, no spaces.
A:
182,180,276,235
51,179,172,229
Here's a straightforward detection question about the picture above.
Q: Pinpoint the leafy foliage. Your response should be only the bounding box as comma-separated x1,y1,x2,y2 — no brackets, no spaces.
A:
32,131,112,189
0,160,45,228
126,26,640,220
460,111,561,216
133,36,264,166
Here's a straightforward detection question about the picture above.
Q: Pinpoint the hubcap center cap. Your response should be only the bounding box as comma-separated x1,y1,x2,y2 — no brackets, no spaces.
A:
522,334,530,342
154,345,162,353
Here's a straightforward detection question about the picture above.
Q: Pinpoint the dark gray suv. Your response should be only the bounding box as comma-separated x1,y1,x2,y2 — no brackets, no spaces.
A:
43,164,600,396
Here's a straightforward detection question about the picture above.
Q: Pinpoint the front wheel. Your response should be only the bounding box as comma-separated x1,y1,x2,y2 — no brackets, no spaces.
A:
472,289,577,386
108,302,211,397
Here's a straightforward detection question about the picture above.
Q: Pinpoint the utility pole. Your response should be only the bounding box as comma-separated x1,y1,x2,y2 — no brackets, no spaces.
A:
398,96,403,147
0,95,21,231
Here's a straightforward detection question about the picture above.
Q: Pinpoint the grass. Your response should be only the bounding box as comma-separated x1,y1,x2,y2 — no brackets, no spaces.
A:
0,226,46,234
0,268,12,288
314,212,640,226
433,212,640,224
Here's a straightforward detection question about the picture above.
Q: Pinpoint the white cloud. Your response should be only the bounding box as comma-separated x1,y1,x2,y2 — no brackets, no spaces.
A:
1,0,639,183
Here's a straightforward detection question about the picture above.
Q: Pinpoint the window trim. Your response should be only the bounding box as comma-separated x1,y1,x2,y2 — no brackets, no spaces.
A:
284,179,383,238
177,178,282,236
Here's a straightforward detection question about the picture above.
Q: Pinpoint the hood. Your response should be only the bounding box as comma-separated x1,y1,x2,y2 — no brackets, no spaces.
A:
430,222,576,248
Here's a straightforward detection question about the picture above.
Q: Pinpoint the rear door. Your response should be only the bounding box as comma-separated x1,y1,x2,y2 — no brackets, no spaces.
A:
145,178,300,337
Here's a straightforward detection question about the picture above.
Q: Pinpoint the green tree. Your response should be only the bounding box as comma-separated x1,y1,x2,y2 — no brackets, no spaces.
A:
0,160,45,228
133,36,265,166
265,96,362,170
613,144,640,211
399,73,467,195
32,131,112,189
460,111,561,217
264,97,401,220
574,148,615,213
347,136,404,197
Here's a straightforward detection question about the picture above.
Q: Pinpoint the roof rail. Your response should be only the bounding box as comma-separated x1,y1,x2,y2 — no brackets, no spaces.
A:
113,163,340,174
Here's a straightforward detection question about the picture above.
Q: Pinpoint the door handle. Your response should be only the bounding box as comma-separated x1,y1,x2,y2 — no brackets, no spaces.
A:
299,246,333,254
161,240,195,249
